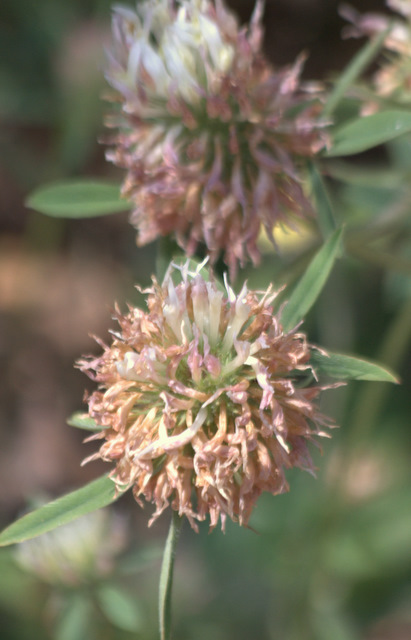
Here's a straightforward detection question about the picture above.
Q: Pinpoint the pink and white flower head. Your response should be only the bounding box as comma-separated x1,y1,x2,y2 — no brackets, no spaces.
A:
341,1,411,107
79,261,336,531
105,0,327,277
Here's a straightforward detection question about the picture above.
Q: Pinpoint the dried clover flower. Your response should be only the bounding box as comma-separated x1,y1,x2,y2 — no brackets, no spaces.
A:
79,262,335,531
105,0,327,277
341,1,411,107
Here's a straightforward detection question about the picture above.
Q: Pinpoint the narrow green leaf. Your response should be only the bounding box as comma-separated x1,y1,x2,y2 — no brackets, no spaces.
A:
323,26,389,118
97,585,143,632
0,475,122,547
308,160,336,238
281,227,344,331
326,111,411,157
26,180,130,218
67,412,105,431
311,351,399,382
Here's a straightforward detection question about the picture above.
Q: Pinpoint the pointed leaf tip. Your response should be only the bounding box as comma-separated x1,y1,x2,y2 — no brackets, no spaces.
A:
311,351,399,383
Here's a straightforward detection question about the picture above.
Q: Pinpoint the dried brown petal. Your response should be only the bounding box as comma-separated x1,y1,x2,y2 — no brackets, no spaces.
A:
79,262,338,531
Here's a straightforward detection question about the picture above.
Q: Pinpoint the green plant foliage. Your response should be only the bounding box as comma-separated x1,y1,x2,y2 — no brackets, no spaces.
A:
281,227,344,331
327,111,411,157
324,160,404,189
97,585,144,632
323,26,389,118
116,545,163,575
55,595,93,640
308,160,337,238
311,351,399,382
0,476,123,547
26,180,130,218
325,486,411,580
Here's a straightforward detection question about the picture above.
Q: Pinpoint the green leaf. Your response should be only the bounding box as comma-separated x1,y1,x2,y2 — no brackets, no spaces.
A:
387,134,411,170
117,544,163,575
311,351,399,382
0,475,123,547
323,26,389,118
56,595,93,640
97,585,143,632
67,412,105,431
26,180,130,218
326,111,411,157
281,227,344,331
308,161,336,238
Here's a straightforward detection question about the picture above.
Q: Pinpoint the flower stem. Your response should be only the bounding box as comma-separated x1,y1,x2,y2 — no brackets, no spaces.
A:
159,510,183,640
156,236,179,281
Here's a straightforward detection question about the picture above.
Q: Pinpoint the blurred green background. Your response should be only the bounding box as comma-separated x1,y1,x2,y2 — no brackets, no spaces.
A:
1,0,410,639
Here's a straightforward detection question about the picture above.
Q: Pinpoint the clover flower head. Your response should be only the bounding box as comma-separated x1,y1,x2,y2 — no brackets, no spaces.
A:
341,1,411,107
105,0,327,277
79,262,336,531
